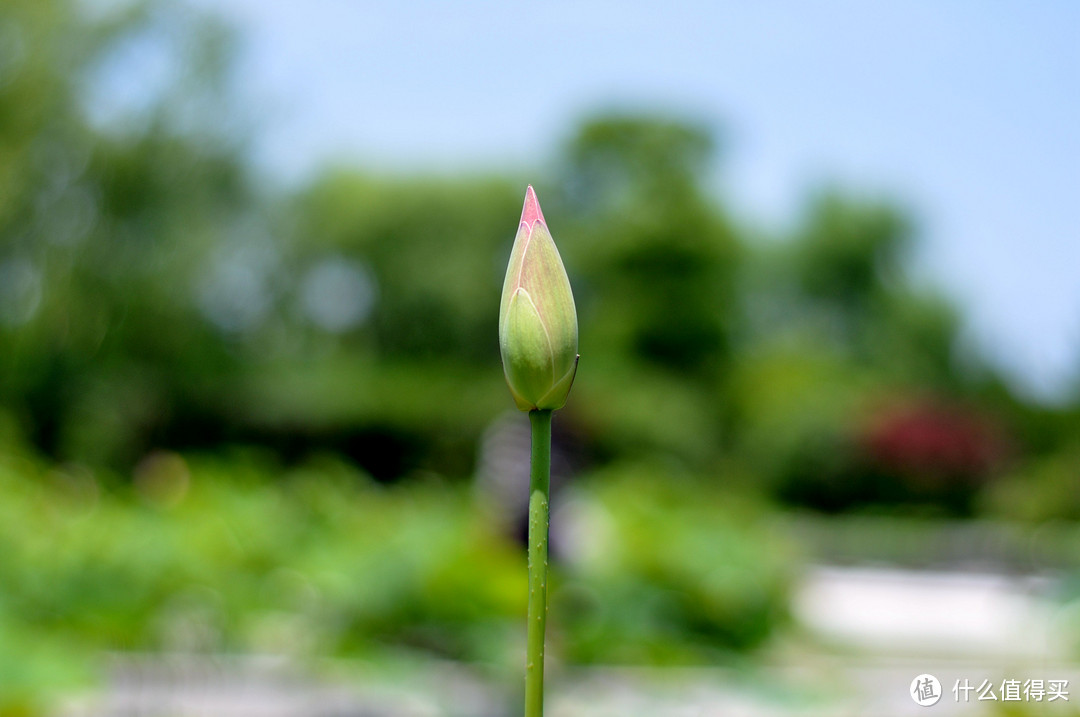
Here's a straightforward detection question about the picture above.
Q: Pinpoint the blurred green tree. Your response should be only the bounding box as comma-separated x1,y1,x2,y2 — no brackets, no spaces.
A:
560,116,738,375
0,0,255,467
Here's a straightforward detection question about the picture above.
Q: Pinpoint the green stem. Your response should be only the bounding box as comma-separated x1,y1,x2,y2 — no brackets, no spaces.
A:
525,408,552,717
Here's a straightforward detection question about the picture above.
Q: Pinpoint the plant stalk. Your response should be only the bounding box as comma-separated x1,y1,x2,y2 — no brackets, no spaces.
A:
525,408,552,717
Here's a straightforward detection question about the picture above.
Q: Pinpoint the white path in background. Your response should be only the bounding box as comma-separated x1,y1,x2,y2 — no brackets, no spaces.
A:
793,566,1070,658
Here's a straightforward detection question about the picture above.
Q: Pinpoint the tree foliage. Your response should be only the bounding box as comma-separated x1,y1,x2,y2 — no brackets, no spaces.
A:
0,0,1076,515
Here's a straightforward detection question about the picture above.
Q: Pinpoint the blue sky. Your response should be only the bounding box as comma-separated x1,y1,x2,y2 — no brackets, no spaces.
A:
198,1,1080,402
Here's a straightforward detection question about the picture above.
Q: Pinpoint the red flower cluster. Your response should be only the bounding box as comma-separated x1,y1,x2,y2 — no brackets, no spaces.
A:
861,400,1008,481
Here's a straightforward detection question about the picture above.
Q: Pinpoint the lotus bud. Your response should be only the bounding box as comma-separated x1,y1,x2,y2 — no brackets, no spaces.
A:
499,186,579,412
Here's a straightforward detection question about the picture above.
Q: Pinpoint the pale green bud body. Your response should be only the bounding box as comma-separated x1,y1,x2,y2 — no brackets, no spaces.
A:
499,187,578,411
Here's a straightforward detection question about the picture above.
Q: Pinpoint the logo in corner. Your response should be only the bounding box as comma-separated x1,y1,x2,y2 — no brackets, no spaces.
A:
911,674,942,706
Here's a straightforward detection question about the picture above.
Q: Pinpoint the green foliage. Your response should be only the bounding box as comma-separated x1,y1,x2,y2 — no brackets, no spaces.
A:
982,442,1080,522
0,0,250,468
561,116,739,376
791,193,911,308
561,115,714,210
555,463,794,664
287,174,520,362
0,443,795,708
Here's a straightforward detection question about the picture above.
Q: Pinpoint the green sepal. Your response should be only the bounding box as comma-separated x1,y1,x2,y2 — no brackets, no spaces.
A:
536,354,579,410
501,287,555,410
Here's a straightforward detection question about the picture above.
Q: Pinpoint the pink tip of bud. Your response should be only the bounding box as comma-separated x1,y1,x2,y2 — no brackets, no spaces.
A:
520,185,546,227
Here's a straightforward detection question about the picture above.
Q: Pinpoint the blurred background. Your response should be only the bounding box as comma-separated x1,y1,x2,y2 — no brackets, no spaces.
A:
2,1,1080,715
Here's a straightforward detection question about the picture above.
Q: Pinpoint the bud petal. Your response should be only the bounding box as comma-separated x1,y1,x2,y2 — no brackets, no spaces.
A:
499,186,578,411
503,287,554,410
